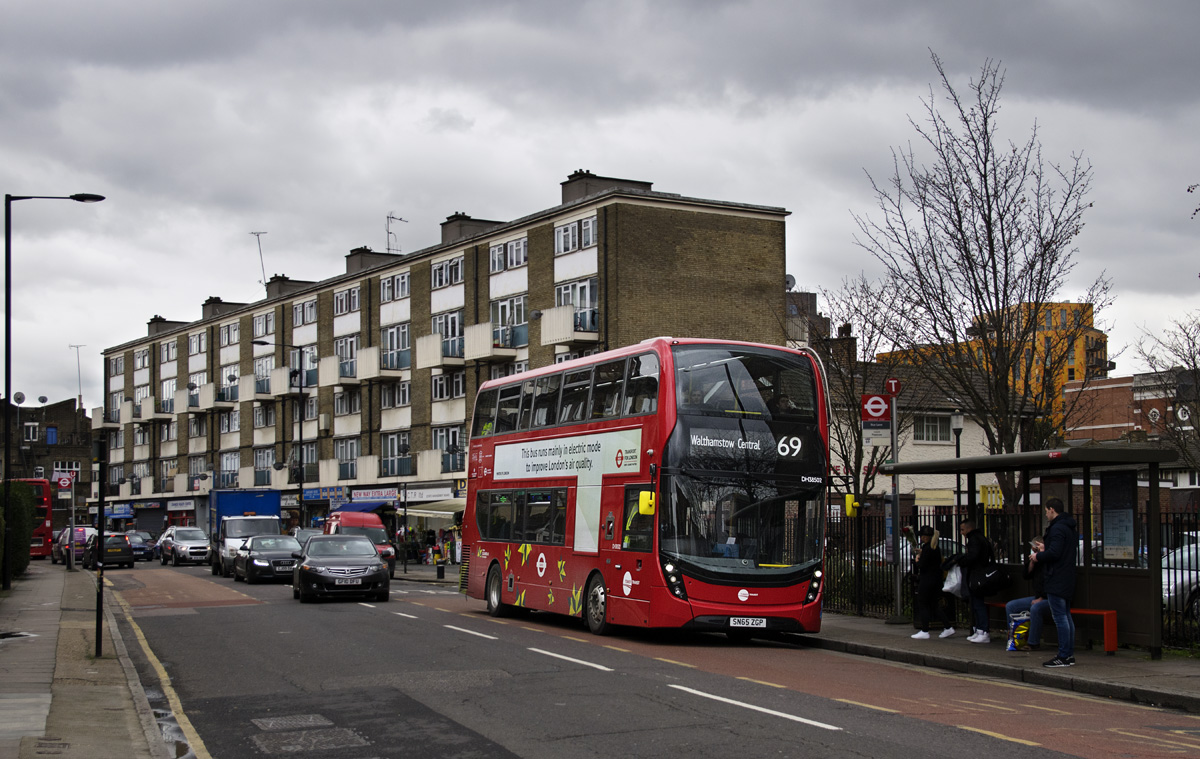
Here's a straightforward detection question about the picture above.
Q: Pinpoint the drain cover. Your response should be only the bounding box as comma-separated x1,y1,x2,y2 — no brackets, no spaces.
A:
251,714,334,731
251,728,368,753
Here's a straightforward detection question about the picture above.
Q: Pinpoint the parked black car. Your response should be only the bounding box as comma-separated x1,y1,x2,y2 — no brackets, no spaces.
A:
290,528,322,547
292,535,389,603
158,526,210,566
234,535,302,583
82,533,134,569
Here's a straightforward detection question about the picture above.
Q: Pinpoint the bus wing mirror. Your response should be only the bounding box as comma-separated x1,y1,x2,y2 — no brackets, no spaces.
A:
638,492,656,516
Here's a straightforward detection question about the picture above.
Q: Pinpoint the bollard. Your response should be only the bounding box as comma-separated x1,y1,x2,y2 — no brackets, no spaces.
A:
436,561,445,580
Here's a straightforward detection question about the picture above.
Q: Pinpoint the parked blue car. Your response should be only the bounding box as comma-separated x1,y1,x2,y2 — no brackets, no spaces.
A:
127,533,154,562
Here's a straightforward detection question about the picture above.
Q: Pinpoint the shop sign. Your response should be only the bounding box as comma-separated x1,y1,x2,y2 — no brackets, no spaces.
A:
353,487,398,500
167,499,194,512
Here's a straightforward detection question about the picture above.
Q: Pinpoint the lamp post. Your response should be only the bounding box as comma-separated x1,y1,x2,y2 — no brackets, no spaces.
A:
4,192,104,591
252,340,307,527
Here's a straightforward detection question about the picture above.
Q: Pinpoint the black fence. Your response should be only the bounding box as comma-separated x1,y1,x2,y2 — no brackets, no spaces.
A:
825,509,1200,649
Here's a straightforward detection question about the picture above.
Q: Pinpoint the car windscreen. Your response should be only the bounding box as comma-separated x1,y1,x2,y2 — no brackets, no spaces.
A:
128,535,145,545
226,520,279,538
306,538,377,557
176,528,206,541
104,536,128,547
250,536,301,552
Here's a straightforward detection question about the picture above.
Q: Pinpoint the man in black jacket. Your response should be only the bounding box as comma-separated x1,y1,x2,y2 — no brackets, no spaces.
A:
957,518,993,643
1032,498,1078,667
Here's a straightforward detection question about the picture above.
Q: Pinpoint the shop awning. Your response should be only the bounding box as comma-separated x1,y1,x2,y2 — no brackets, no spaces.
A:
331,500,391,513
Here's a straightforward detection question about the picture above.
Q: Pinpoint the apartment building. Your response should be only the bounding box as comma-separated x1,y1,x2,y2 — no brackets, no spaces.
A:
89,171,790,531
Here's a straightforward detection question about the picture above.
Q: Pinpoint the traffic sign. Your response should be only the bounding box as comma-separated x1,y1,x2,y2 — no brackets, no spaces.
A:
861,394,891,422
56,476,72,489
883,377,903,395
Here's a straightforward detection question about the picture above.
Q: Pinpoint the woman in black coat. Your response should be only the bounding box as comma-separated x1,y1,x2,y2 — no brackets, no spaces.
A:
911,525,955,639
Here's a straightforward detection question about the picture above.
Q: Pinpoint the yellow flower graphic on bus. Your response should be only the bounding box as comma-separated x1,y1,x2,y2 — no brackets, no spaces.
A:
557,559,567,582
503,545,511,570
515,589,527,608
518,543,532,566
569,584,583,616
547,589,555,606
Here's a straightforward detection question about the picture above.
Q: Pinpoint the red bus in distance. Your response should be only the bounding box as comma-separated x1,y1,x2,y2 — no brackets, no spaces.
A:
461,337,829,638
12,478,55,559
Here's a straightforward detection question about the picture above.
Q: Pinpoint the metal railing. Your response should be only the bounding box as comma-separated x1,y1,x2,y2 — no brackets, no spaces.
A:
442,451,465,473
574,308,599,332
381,349,410,370
380,457,413,477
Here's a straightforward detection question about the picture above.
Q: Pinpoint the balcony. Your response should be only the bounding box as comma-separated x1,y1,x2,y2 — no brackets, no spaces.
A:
540,305,600,347
159,477,175,494
415,333,466,370
379,456,413,477
465,322,520,361
91,406,120,431
338,461,357,481
142,396,173,421
318,356,360,388
197,383,235,411
255,377,271,396
357,346,411,381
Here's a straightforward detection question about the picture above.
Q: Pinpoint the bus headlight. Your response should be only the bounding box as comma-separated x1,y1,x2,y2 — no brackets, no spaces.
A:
804,569,823,604
660,557,687,600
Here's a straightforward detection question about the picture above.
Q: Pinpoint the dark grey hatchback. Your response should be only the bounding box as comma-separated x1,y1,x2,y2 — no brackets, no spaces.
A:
292,535,390,603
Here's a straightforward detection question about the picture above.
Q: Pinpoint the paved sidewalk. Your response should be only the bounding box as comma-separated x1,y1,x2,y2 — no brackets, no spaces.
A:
801,612,1200,713
0,562,163,759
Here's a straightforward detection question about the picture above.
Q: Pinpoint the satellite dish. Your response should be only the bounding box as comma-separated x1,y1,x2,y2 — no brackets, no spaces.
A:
13,392,25,405
38,396,47,404
785,274,796,291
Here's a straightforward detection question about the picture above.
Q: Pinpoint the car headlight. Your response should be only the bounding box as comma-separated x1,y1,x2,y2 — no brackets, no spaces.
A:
371,563,385,573
252,559,270,567
300,564,326,574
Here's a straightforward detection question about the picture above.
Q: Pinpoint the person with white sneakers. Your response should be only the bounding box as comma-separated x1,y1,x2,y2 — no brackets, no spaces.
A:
950,517,994,644
910,525,956,640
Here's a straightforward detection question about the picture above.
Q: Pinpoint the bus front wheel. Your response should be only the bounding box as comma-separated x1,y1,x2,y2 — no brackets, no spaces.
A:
486,565,510,618
585,574,610,635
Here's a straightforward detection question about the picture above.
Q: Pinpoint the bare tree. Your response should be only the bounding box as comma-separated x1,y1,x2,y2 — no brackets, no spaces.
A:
814,275,943,503
851,53,1112,507
1135,312,1200,471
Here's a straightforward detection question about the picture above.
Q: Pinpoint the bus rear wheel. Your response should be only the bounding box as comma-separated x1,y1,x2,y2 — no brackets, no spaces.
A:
585,574,610,635
486,565,509,618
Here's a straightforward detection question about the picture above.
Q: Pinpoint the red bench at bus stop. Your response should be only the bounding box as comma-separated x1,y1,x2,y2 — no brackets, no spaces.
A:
986,601,1117,655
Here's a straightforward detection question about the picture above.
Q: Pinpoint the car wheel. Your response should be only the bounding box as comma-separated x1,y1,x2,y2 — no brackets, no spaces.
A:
585,573,610,635
221,558,232,578
51,551,58,565
245,571,257,585
233,566,243,582
375,589,390,602
1185,590,1200,622
299,586,314,603
210,558,219,575
486,565,509,618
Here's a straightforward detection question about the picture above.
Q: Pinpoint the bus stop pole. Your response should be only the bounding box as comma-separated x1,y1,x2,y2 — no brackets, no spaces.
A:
890,394,903,619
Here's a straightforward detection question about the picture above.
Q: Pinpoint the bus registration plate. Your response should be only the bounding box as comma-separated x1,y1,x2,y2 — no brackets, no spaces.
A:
729,617,766,628
334,578,361,585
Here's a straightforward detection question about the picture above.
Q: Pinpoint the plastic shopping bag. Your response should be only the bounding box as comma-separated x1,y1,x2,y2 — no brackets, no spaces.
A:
1007,610,1031,651
941,564,965,598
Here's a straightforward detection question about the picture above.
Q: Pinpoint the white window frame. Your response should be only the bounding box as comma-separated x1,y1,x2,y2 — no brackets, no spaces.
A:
431,425,463,452
334,389,362,416
380,275,394,303
219,322,239,347
432,310,463,339
160,341,177,363
580,216,597,248
555,223,579,255
431,256,464,289
334,287,361,316
188,332,206,356
252,312,275,338
381,381,411,409
134,348,150,370
507,238,528,268
253,404,276,428
489,243,507,273
913,414,952,443
395,272,409,298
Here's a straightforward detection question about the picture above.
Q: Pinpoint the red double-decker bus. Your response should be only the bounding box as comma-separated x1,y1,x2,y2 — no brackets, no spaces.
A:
461,337,829,637
12,478,55,559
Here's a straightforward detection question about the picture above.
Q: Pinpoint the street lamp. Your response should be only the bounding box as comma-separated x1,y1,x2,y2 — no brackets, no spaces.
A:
4,192,104,591
252,340,307,526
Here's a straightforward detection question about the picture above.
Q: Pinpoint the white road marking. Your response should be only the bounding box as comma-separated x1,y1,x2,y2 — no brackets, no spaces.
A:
358,603,375,608
445,625,498,640
528,647,613,671
669,685,842,731
392,612,418,619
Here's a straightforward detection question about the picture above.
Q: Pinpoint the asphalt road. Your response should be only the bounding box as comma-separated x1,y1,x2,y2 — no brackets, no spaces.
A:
106,563,1200,759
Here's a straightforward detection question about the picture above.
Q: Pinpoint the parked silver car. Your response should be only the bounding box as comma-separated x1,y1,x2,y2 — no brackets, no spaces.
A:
1163,544,1200,620
158,526,210,566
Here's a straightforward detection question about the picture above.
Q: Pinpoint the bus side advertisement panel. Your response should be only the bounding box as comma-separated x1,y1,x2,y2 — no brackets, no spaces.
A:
493,428,643,554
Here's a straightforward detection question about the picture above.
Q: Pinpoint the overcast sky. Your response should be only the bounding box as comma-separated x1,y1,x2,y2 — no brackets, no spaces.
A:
2,0,1197,412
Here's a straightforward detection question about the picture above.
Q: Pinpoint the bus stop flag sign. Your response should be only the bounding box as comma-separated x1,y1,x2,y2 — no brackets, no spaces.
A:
861,394,891,447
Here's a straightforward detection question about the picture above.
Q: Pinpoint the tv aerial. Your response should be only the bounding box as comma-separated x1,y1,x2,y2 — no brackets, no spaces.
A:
387,213,408,254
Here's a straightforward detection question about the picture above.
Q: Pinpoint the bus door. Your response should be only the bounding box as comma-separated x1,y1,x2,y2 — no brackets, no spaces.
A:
605,484,656,626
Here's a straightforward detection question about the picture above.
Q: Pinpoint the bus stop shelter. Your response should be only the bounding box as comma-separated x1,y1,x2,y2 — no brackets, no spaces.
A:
881,445,1179,658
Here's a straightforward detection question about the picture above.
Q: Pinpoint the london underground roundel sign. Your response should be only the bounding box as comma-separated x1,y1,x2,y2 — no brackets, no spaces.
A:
861,394,891,422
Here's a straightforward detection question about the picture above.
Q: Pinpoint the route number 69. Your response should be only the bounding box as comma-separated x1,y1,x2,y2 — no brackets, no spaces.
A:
777,436,803,457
